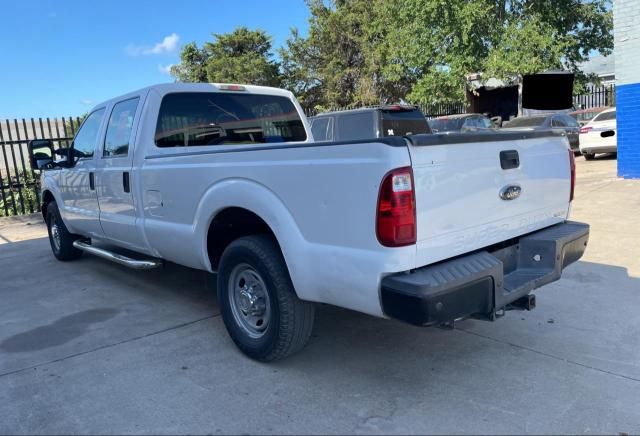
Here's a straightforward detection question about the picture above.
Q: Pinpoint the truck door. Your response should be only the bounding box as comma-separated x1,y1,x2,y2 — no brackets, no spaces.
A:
57,108,105,238
95,96,146,250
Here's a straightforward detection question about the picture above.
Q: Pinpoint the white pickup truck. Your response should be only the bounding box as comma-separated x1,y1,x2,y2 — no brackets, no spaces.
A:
30,83,589,361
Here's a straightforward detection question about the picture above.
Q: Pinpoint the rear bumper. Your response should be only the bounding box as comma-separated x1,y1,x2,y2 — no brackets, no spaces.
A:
380,221,589,326
580,145,617,154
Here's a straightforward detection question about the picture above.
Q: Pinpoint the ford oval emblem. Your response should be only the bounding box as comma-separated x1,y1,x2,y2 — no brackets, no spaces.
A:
499,185,521,201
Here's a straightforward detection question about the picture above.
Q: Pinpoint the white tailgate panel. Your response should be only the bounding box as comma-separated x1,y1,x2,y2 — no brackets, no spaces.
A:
410,136,571,268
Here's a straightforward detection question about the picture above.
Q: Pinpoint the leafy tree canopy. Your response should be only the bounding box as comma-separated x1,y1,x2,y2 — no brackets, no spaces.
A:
171,0,613,109
171,27,281,86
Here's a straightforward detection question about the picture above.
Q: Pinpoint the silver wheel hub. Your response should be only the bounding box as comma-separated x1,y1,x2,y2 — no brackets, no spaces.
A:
50,223,61,251
228,264,271,338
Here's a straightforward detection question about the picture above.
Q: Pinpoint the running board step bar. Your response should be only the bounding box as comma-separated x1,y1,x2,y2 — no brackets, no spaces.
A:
73,240,162,270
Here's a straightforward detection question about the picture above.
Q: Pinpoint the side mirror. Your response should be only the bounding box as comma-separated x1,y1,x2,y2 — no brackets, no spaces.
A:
28,139,54,171
53,147,74,166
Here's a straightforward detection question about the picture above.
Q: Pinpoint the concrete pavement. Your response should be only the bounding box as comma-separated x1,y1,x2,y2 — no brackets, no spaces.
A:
1,154,639,434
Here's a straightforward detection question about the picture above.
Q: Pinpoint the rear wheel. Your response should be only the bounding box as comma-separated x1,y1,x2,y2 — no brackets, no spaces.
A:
217,235,315,361
46,202,82,261
583,152,595,160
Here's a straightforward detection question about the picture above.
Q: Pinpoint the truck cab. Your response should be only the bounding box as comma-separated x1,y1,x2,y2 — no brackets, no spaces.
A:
309,105,430,142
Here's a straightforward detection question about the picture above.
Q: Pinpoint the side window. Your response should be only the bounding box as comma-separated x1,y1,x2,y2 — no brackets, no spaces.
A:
104,98,140,157
551,117,566,127
72,108,105,158
336,112,373,141
311,117,330,141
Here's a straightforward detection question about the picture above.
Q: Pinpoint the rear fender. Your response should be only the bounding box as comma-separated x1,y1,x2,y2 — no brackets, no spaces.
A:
193,178,310,296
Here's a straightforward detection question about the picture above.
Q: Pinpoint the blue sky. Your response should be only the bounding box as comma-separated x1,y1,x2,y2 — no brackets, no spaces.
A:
0,0,310,119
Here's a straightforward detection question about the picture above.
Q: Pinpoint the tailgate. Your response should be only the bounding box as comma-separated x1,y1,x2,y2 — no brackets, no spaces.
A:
407,131,572,268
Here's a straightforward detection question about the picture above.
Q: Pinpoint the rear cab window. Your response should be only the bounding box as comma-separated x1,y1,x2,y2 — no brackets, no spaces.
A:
155,92,307,147
593,110,616,122
380,109,430,136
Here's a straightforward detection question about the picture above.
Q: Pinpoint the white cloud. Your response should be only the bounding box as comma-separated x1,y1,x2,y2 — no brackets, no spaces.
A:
158,64,175,75
80,99,94,106
126,33,180,56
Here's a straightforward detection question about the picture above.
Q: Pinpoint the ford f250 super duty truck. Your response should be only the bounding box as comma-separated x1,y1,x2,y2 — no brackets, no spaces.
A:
29,83,589,361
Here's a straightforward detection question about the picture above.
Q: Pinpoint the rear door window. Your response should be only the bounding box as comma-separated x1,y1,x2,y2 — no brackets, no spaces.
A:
155,92,307,147
380,110,430,136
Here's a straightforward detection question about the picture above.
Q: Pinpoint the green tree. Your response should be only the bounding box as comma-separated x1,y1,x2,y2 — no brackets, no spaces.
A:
281,0,401,110
282,0,613,107
171,27,281,86
383,0,613,103
170,42,209,82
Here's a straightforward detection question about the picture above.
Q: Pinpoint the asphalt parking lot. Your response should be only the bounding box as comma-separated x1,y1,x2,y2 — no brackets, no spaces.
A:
1,155,639,435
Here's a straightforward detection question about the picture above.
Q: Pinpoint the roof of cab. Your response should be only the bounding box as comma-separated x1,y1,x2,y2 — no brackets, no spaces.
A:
90,83,295,112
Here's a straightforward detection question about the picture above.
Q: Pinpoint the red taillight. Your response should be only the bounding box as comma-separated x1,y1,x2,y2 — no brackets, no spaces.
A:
579,126,592,134
569,149,576,202
376,167,416,247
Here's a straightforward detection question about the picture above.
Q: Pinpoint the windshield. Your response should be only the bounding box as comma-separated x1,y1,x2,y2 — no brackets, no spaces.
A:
155,92,307,147
505,116,547,128
380,110,430,136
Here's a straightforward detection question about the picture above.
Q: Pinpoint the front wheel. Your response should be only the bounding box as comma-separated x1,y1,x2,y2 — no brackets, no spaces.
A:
46,202,82,261
217,235,315,361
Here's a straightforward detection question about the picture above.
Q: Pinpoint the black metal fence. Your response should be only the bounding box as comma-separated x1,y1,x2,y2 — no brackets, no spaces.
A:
0,117,82,217
573,84,616,110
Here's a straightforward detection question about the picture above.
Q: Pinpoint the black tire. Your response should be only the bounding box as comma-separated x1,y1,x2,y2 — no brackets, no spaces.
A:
217,235,315,361
583,153,595,160
46,202,83,261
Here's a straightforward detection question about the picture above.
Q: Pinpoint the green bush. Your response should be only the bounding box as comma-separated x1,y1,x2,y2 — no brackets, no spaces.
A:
0,174,39,217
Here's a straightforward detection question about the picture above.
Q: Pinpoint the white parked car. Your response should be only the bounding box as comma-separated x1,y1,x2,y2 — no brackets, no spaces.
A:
579,107,616,160
29,83,589,361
